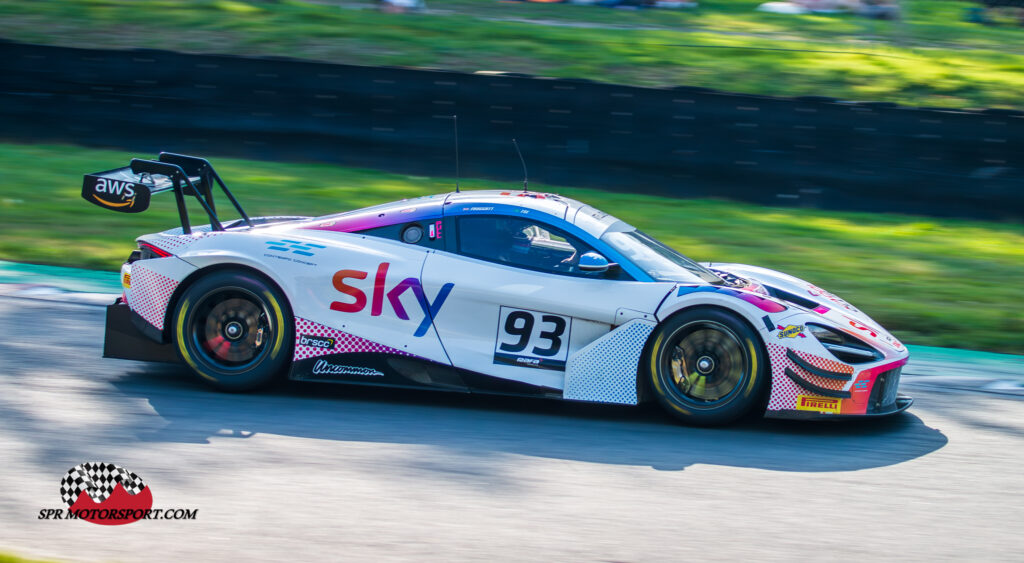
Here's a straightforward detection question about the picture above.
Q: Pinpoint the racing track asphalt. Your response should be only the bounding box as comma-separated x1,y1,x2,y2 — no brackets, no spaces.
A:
1,295,1022,562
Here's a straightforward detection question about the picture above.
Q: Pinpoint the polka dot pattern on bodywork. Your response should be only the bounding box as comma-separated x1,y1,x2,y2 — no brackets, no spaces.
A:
293,317,415,361
126,264,179,331
563,320,654,405
766,342,854,411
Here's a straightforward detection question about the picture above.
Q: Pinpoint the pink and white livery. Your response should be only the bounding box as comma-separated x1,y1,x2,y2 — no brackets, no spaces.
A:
86,153,910,425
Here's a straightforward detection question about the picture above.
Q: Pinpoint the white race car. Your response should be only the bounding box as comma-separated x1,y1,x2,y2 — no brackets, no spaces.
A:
86,153,911,425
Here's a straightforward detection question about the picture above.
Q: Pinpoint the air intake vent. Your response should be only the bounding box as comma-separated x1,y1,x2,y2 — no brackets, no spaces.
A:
766,286,820,310
708,268,749,288
826,344,882,364
869,367,903,412
807,324,883,364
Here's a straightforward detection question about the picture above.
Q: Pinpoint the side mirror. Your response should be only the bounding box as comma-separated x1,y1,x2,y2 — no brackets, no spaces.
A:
579,251,617,273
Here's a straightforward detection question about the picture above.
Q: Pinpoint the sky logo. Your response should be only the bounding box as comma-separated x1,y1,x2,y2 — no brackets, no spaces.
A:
266,239,326,257
330,262,454,337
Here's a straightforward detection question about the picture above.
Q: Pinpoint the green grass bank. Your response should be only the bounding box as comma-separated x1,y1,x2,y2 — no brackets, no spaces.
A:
0,0,1022,109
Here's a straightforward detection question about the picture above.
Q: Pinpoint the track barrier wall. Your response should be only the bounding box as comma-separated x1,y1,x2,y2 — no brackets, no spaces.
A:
1,41,1021,219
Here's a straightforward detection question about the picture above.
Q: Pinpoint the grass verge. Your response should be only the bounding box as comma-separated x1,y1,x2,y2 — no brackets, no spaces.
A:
1,142,1022,352
0,553,60,563
0,0,1022,109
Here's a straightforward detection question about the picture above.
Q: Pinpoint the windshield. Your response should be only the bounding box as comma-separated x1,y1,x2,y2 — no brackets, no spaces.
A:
601,230,722,284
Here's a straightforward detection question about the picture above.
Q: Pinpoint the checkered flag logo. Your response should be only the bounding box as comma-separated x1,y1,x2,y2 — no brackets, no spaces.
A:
60,462,147,508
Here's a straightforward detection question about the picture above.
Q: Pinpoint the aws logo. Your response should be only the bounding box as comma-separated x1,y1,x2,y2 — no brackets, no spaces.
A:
92,178,137,208
330,262,454,337
83,176,150,212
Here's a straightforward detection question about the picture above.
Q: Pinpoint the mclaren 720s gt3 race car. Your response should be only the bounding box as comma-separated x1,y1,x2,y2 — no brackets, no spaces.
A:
84,153,911,426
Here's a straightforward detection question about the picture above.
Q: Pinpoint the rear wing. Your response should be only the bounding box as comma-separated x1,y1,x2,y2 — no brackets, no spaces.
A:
82,152,252,234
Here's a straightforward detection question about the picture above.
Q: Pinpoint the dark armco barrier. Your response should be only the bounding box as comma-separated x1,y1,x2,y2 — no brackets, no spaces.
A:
1,41,1021,219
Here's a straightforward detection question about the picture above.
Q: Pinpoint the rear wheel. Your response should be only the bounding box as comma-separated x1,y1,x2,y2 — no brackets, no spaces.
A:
173,270,293,391
645,307,766,426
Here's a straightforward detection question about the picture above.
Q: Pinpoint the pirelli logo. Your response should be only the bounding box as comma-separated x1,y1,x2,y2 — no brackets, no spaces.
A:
122,271,131,289
796,395,841,414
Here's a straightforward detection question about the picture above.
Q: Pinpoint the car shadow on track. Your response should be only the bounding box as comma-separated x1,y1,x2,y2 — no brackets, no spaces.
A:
113,364,949,473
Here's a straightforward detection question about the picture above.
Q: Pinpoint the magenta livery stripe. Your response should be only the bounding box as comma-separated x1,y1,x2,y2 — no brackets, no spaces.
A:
676,285,788,313
302,200,443,234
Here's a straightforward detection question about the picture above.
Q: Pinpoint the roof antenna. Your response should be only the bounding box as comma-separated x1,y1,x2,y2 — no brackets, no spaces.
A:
513,138,528,193
451,115,460,193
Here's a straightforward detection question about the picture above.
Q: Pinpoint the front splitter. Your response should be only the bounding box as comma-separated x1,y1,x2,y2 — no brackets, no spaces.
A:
764,394,913,420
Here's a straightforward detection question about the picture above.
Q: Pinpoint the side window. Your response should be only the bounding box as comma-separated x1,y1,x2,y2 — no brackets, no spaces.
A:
456,215,607,277
357,219,446,250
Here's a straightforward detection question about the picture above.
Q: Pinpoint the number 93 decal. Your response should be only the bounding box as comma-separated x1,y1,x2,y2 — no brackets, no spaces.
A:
493,306,572,371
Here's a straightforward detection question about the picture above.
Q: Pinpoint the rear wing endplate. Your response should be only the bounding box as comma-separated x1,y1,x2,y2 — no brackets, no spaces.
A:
82,152,252,234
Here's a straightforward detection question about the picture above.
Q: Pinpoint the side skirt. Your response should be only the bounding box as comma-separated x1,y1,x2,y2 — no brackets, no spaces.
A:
289,352,562,399
290,353,467,391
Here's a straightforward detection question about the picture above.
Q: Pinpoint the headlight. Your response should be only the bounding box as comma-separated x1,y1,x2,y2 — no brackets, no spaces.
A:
807,324,882,364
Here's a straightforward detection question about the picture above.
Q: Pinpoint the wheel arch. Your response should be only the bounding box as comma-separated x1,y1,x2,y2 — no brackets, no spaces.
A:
160,261,294,343
636,303,770,405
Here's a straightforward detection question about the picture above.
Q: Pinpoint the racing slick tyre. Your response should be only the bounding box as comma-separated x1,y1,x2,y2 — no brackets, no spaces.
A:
173,270,293,392
645,307,767,426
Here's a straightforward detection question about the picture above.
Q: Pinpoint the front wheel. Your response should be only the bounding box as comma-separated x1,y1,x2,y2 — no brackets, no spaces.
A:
645,307,766,426
173,270,293,392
